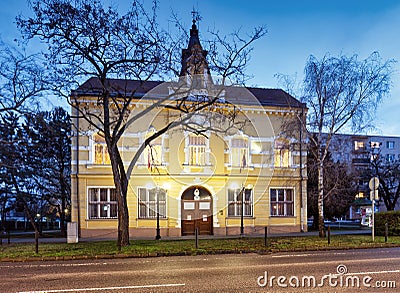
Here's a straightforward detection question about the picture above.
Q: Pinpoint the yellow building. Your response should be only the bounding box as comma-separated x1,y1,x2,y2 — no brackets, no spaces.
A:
70,21,308,238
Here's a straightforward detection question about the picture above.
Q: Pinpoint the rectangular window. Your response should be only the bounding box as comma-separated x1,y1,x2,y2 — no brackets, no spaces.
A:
227,188,253,217
88,188,117,219
387,141,395,149
270,188,294,217
354,141,365,151
370,141,381,149
188,135,206,166
94,134,111,164
274,140,290,168
138,188,167,219
274,148,290,167
144,137,163,167
231,138,248,168
386,154,395,163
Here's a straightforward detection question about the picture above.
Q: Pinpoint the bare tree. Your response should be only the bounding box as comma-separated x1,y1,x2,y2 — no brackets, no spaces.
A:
0,112,44,252
22,107,71,236
0,41,47,114
303,52,393,236
18,0,266,247
307,141,357,229
370,153,400,211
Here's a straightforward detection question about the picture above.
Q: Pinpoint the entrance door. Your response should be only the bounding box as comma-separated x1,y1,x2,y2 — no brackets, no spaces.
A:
181,186,213,235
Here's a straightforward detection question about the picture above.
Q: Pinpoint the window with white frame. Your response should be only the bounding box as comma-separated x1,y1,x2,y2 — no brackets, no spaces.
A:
270,188,294,216
227,188,253,217
93,133,110,164
387,141,395,149
143,136,163,167
138,188,167,219
274,139,290,168
230,137,249,168
386,154,396,163
188,135,206,166
88,188,117,219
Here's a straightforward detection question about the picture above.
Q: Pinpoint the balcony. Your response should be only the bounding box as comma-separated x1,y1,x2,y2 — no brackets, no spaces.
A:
352,157,370,165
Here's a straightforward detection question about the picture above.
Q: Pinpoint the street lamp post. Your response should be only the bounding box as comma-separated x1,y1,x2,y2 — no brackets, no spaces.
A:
240,186,245,237
369,142,381,242
155,187,161,240
369,176,379,242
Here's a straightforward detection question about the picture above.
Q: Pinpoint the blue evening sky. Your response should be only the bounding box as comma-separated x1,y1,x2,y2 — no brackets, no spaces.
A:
1,0,399,136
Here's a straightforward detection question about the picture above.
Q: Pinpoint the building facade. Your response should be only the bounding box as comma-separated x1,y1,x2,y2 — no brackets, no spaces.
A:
70,22,308,238
328,133,400,220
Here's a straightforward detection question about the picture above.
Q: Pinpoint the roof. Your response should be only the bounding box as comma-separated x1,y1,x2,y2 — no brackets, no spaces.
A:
72,77,163,97
72,77,306,109
352,197,372,206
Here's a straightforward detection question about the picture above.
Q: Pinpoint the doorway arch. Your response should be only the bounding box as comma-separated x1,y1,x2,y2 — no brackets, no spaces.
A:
181,186,213,235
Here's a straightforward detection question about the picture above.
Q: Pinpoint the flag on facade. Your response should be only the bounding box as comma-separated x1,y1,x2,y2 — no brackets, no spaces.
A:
240,151,246,173
147,148,152,171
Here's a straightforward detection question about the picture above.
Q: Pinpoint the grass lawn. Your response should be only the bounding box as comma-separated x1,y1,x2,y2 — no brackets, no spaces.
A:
1,234,400,260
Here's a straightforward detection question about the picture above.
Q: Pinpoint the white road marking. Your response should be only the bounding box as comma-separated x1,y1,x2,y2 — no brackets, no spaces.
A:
345,269,400,275
18,283,186,293
271,252,347,258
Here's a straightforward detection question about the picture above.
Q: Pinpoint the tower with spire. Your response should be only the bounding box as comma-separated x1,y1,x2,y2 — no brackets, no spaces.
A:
179,16,213,88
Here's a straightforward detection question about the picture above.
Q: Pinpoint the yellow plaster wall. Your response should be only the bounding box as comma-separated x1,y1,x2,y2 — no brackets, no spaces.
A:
70,95,307,236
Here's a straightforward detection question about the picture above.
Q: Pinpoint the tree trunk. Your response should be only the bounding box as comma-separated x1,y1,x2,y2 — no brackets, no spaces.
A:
117,190,130,248
318,160,325,237
109,145,130,248
60,181,66,237
23,204,40,253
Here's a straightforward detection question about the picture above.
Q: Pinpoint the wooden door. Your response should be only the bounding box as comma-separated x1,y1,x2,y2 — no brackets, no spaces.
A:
181,200,213,235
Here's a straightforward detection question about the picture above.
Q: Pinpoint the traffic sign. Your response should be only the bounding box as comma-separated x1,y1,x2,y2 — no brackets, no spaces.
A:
369,177,379,190
370,190,379,201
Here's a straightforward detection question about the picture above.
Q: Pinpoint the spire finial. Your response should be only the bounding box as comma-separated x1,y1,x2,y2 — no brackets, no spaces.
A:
191,9,201,28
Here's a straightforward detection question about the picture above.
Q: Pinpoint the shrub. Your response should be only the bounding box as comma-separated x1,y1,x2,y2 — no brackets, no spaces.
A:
375,211,400,236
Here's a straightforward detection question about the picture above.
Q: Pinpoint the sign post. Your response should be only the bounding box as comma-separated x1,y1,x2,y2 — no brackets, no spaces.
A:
369,177,379,242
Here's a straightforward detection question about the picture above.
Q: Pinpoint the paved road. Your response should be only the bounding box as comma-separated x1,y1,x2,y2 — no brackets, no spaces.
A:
1,247,399,292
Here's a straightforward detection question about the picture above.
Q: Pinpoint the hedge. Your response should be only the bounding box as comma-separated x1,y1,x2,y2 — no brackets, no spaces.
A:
375,210,400,236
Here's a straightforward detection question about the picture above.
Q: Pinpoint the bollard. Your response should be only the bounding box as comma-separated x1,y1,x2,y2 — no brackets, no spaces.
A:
327,225,331,245
385,222,388,243
264,226,268,247
35,230,39,254
195,227,199,249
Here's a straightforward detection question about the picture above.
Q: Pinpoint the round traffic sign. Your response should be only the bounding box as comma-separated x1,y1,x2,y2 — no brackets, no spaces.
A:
369,177,379,190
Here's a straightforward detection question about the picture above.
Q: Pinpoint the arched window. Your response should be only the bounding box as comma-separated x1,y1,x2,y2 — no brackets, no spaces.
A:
93,133,110,164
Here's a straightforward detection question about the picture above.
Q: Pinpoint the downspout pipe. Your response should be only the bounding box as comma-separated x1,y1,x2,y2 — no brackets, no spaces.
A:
299,106,305,232
74,104,81,238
